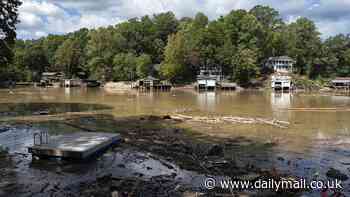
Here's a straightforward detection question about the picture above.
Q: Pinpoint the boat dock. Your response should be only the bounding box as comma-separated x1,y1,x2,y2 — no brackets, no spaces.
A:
28,132,121,159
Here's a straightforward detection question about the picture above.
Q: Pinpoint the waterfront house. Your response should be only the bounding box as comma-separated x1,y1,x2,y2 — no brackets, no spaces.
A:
266,56,295,74
40,72,64,87
196,66,223,90
266,56,295,91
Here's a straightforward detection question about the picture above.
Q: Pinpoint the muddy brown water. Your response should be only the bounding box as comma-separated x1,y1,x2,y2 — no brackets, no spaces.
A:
0,87,350,196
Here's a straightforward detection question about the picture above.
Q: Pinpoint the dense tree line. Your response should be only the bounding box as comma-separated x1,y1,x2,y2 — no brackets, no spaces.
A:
0,0,22,80
2,5,350,85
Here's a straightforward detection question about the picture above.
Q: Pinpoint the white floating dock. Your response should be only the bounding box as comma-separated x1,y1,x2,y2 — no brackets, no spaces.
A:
28,132,120,159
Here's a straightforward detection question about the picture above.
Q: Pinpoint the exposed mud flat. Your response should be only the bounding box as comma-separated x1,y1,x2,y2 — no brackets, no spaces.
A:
0,114,349,197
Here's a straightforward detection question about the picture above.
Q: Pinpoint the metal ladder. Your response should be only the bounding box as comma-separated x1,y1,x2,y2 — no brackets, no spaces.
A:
33,131,49,146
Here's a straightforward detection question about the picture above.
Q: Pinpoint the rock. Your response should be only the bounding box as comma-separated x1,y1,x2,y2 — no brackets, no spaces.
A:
0,126,9,133
0,181,15,188
117,164,125,168
33,110,49,115
163,115,171,120
111,191,119,197
206,144,224,156
339,159,350,166
183,191,205,197
326,168,349,181
277,157,285,161
55,169,63,175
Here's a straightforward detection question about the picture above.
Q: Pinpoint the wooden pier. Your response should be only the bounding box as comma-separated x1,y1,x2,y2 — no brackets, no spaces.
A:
28,132,120,159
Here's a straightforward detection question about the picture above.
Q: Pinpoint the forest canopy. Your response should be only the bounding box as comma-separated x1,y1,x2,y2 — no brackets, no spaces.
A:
2,5,350,84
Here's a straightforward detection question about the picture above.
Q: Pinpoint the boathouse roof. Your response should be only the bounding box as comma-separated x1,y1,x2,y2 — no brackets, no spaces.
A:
42,72,63,76
332,77,350,83
140,76,159,81
267,56,295,62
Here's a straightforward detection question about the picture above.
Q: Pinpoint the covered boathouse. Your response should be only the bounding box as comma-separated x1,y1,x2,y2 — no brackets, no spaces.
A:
271,75,293,91
331,77,350,90
134,76,172,91
196,66,223,91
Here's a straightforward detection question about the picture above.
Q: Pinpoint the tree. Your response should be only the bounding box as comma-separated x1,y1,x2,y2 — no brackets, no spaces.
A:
232,48,259,85
41,35,67,67
160,32,187,82
136,54,153,78
287,18,321,75
193,12,209,28
250,5,283,30
55,38,84,78
0,0,22,80
112,53,138,81
338,49,350,76
23,44,50,81
86,27,127,80
250,5,285,60
153,12,179,42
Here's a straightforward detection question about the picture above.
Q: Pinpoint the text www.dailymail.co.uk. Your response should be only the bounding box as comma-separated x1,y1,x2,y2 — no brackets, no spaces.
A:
204,177,342,192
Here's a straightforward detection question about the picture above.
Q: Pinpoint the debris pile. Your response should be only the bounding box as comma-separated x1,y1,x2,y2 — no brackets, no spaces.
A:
171,114,290,129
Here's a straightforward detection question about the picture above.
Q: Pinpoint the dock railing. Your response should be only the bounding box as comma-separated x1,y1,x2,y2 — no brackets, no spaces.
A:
33,131,49,146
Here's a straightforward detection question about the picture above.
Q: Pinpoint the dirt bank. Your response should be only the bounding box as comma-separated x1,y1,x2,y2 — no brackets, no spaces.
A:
0,114,315,197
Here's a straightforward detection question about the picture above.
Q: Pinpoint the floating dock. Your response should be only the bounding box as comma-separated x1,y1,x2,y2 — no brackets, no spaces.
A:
28,132,120,159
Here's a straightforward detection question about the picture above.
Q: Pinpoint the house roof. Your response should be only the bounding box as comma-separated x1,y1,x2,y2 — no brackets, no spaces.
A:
267,56,295,62
197,75,218,80
140,76,159,81
332,77,350,83
42,72,63,76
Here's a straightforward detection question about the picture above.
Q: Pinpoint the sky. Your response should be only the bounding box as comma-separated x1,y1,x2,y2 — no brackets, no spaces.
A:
17,0,350,40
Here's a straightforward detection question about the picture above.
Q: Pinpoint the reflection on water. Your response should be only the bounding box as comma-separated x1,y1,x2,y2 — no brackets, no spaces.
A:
64,87,70,98
270,92,292,120
1,88,350,196
197,92,216,112
0,102,112,117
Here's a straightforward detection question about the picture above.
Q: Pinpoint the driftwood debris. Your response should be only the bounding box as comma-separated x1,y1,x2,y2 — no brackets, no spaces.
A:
171,114,290,129
287,107,350,112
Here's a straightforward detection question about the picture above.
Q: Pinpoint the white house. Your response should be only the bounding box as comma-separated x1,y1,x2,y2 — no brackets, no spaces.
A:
266,56,295,73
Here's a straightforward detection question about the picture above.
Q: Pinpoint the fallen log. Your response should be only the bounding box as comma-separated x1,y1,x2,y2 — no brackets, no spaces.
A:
171,114,290,129
287,107,350,112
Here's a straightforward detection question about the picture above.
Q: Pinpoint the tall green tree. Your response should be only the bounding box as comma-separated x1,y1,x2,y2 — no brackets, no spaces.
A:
55,38,84,78
41,35,67,67
287,17,321,75
160,32,187,82
23,44,50,81
250,5,284,60
0,0,22,80
136,54,153,78
153,12,179,42
112,53,138,81
232,48,259,85
86,27,127,80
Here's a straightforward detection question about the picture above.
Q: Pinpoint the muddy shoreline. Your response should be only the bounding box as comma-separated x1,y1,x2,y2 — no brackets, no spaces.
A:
1,113,348,197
